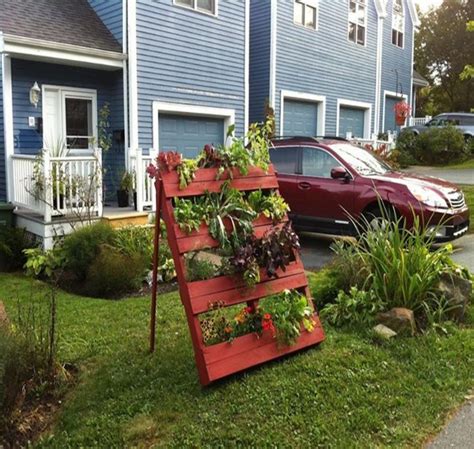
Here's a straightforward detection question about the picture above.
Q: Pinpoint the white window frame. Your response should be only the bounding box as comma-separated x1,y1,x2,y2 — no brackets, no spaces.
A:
348,0,367,47
280,90,326,137
42,85,98,155
336,98,372,139
293,0,319,31
173,0,218,17
382,90,408,133
152,101,235,151
392,0,405,48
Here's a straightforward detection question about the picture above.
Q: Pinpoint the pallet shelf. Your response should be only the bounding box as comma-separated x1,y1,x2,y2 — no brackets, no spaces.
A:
150,164,325,385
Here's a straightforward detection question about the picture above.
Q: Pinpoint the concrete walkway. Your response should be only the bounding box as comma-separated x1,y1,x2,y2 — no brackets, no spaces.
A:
404,166,474,185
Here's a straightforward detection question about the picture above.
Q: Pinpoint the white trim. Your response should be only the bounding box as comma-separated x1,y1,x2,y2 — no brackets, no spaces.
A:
336,99,373,139
280,90,326,136
173,0,218,17
409,24,415,116
244,0,250,134
374,16,385,135
128,0,139,151
374,0,387,17
347,0,368,47
1,52,14,201
152,102,235,152
1,34,124,70
41,85,98,154
123,0,130,169
293,0,319,31
391,0,405,49
269,0,277,108
382,90,408,132
407,0,420,28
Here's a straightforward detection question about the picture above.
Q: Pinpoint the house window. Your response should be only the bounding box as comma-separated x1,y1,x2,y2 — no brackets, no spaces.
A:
348,0,366,46
294,0,318,30
65,98,94,150
174,0,216,15
392,0,404,47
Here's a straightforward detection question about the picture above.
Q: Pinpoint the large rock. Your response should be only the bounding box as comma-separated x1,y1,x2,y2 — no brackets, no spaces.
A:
373,324,397,340
438,273,472,322
376,307,416,336
0,300,10,329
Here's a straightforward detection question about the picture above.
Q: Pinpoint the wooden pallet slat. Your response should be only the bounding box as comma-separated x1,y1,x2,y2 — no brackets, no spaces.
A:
150,163,325,386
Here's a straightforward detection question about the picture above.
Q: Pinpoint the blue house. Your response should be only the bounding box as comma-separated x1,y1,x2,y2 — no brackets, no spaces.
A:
0,0,248,247
249,0,419,139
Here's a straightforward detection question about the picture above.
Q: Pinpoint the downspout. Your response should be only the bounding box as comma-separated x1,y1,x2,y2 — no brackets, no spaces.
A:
269,0,277,111
127,0,139,153
123,0,130,169
374,15,384,137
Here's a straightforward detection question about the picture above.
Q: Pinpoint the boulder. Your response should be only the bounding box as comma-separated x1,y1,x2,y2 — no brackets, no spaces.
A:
438,273,472,322
0,300,10,329
373,324,397,340
376,307,416,336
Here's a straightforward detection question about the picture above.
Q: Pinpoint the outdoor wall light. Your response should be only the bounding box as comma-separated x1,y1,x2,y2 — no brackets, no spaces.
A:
29,82,41,108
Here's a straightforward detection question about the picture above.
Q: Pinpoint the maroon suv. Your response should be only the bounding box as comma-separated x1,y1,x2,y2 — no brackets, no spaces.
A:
270,137,470,241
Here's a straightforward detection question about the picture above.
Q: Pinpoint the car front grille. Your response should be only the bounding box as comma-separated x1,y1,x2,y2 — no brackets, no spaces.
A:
447,190,466,210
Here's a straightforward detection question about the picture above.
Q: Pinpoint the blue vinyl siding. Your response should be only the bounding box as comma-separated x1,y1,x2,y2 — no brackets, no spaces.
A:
274,0,378,136
88,0,123,44
136,0,246,148
379,0,414,132
249,0,271,124
339,106,365,137
283,100,318,137
0,61,5,201
11,59,124,201
159,114,224,158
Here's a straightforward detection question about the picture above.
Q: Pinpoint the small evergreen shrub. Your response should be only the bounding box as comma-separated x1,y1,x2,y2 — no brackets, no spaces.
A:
62,222,115,280
84,244,147,297
395,130,418,167
0,226,35,272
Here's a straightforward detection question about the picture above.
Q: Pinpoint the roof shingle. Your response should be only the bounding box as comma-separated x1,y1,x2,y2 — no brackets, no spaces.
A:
0,0,122,53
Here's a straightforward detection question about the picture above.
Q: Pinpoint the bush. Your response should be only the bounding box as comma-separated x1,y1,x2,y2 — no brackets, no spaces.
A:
309,267,345,310
395,130,418,167
62,222,115,280
185,255,219,282
0,226,35,272
84,244,147,297
415,125,468,165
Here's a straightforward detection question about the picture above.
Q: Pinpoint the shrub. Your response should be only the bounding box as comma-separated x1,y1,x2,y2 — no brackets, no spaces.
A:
185,255,219,282
114,226,154,262
395,130,418,167
415,125,468,165
309,267,345,310
84,244,147,297
0,226,35,272
62,222,115,280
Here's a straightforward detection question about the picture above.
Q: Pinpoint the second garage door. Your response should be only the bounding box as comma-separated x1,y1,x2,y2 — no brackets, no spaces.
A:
159,114,225,158
339,106,365,138
384,96,399,133
283,100,318,137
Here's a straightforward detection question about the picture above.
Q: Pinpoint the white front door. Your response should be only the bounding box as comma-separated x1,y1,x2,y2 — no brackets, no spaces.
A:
42,86,98,155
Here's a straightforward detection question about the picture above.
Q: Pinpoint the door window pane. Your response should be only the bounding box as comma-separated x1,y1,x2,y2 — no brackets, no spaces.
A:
269,147,299,174
302,148,340,178
65,98,93,150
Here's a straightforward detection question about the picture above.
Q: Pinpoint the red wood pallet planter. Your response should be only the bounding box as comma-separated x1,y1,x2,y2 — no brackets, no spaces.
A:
150,164,325,386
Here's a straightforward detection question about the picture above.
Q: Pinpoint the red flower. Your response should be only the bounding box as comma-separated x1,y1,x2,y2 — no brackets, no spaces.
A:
146,164,158,179
263,313,272,321
244,306,252,314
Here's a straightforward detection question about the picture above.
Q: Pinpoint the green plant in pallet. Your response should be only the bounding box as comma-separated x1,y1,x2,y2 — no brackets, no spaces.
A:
247,190,290,222
174,197,206,234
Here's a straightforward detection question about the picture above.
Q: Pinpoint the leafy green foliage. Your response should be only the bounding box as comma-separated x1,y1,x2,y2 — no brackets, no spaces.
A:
62,222,115,280
177,159,198,190
23,247,65,279
247,190,289,222
0,226,35,272
321,287,384,327
173,198,206,234
185,255,219,282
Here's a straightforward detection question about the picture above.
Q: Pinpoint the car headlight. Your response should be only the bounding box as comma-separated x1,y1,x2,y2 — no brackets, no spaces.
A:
407,184,449,209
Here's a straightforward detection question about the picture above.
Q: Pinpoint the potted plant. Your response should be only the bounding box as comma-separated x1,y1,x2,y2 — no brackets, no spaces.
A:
117,171,133,207
394,101,411,126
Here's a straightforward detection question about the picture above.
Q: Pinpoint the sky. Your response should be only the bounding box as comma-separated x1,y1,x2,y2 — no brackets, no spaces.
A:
415,0,444,12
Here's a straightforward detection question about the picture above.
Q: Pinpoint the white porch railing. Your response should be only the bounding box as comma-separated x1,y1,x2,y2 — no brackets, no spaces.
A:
130,148,158,212
349,133,396,152
409,116,431,126
11,149,103,222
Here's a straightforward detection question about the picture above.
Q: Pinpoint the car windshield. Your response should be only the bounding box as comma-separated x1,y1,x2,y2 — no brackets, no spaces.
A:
331,143,392,176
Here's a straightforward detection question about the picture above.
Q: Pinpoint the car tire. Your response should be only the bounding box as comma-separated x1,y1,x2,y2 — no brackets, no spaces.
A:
361,206,398,233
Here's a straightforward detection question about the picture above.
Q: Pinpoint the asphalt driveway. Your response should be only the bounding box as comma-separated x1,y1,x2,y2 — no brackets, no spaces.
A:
404,166,474,185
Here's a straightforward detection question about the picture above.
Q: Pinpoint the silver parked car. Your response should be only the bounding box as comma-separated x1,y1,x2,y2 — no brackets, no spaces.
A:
404,112,474,140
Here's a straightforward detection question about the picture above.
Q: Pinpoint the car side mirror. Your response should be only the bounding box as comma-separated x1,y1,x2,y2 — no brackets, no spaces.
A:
331,166,350,180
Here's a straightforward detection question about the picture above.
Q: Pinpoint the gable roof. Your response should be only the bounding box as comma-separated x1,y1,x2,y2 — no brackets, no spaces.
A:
0,0,122,53
413,69,429,87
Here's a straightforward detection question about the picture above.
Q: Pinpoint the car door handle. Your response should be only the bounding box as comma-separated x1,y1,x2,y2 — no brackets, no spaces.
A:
298,182,311,190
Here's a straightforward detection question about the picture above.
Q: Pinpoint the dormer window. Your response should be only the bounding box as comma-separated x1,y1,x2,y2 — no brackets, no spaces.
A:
348,0,367,46
392,0,404,47
174,0,216,16
294,0,318,30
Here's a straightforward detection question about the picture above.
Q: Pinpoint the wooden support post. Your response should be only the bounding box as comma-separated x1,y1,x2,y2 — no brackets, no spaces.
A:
150,177,163,353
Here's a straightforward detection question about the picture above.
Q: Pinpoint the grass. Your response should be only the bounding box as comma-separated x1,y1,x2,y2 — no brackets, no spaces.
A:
447,158,474,169
460,184,474,232
0,273,473,448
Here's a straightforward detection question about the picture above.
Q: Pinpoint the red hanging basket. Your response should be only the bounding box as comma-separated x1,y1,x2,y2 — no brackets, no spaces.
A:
394,101,411,126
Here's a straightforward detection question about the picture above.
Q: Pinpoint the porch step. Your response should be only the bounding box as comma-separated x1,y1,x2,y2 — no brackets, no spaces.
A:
102,207,152,228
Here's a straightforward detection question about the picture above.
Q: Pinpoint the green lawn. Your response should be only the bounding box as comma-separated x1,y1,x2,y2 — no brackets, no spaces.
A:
461,184,474,232
448,158,474,169
1,274,473,448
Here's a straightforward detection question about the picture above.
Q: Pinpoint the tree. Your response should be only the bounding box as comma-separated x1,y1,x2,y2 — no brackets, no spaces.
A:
415,0,474,115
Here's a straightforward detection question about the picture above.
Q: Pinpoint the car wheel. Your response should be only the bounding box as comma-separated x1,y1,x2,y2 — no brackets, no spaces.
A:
361,206,398,233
